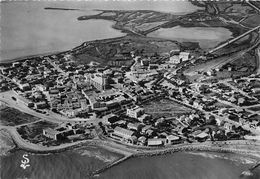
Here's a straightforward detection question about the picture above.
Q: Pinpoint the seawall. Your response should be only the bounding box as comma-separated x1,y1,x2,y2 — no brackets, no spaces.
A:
91,141,260,176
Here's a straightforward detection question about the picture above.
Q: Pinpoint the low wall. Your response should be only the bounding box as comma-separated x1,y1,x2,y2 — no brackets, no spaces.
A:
91,142,260,176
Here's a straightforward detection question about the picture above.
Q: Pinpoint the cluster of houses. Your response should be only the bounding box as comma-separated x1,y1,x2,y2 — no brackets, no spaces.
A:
110,125,183,146
161,73,260,136
100,106,229,146
1,38,260,149
43,122,93,141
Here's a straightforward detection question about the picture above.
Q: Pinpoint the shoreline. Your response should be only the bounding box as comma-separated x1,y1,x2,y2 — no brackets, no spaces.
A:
0,22,245,65
0,50,64,64
0,7,247,65
5,126,260,158
2,127,260,176
0,29,130,65
92,141,260,176
2,138,260,179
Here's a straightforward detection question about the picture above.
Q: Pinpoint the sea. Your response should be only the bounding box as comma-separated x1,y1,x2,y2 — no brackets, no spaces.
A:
1,148,260,179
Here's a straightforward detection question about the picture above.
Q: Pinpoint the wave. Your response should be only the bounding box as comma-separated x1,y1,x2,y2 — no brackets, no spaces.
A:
77,149,118,163
187,152,257,164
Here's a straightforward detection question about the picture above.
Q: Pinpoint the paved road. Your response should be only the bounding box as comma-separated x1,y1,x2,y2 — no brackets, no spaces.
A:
0,125,99,152
0,91,99,124
246,1,260,13
0,90,106,152
256,47,260,75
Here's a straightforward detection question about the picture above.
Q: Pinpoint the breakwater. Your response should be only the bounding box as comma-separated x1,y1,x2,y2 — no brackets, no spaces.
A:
249,162,260,171
134,144,260,158
92,155,133,177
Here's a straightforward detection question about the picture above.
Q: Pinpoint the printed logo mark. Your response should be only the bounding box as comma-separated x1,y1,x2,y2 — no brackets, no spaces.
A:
20,154,30,170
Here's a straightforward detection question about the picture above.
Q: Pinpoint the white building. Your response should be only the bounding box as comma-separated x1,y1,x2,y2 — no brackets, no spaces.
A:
166,135,181,145
86,73,107,90
127,106,144,119
43,128,59,140
169,55,181,64
147,138,165,146
111,127,135,143
179,52,190,62
18,83,30,91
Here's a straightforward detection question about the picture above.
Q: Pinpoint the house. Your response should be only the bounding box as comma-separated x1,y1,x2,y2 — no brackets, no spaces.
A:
111,127,135,143
43,128,60,140
43,127,74,140
138,114,150,123
147,138,165,146
127,123,143,131
223,122,233,132
115,120,127,126
18,83,30,91
83,91,106,110
238,97,245,106
137,136,147,146
179,52,190,62
34,101,47,109
155,118,165,126
103,114,119,124
141,125,152,134
60,109,79,118
146,129,154,136
127,106,144,119
170,49,180,55
86,73,107,90
166,135,181,145
195,131,209,142
169,55,181,64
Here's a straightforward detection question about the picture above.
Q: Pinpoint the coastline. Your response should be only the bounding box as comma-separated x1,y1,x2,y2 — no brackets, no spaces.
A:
0,50,64,64
92,140,260,176
2,126,260,176
0,23,129,65
0,4,246,65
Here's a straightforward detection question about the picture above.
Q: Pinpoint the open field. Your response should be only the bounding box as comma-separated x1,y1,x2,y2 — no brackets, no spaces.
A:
248,106,260,112
73,35,180,67
17,120,58,144
241,14,260,28
0,129,16,156
142,98,193,119
249,114,260,122
0,104,40,126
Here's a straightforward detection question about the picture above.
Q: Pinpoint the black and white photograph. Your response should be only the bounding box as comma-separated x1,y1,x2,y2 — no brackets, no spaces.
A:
0,0,260,178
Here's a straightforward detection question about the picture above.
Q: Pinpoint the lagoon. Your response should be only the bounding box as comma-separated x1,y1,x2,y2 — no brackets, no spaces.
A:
148,26,233,49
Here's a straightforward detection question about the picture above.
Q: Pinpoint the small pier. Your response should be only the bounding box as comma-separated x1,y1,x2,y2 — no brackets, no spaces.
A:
92,155,132,177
